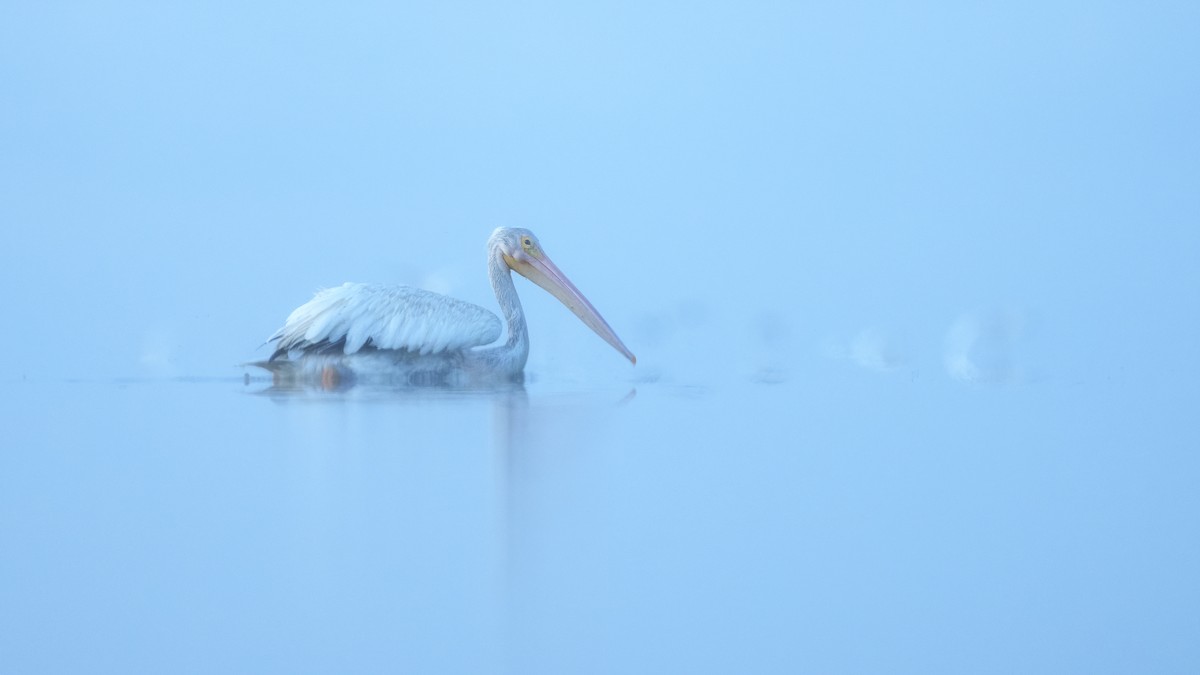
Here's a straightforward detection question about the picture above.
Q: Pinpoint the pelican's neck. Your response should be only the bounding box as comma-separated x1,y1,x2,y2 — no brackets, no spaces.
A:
479,244,529,374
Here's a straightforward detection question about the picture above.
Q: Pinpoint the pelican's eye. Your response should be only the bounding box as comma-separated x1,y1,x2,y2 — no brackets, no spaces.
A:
522,238,533,250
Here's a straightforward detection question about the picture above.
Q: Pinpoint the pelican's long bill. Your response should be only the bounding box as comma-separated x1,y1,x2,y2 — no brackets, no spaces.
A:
506,251,637,364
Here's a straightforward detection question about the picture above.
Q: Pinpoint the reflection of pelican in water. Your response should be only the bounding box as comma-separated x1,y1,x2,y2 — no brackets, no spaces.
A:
251,228,636,388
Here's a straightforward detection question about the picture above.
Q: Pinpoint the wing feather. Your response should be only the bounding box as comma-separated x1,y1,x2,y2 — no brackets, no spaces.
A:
269,282,502,360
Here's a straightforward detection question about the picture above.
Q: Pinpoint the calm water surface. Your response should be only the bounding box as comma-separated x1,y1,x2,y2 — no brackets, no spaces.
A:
4,2,1197,672
2,370,1195,674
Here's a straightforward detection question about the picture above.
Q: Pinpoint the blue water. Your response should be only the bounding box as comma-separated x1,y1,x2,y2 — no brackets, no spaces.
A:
3,1,1199,672
3,369,1196,673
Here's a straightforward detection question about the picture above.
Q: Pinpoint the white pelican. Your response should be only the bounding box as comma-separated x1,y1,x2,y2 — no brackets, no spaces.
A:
253,227,636,387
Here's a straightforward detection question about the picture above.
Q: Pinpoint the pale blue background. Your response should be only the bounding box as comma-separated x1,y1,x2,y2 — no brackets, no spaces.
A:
1,2,1198,674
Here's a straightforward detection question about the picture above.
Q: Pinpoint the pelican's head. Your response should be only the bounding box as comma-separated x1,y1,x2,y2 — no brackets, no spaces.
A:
491,227,636,365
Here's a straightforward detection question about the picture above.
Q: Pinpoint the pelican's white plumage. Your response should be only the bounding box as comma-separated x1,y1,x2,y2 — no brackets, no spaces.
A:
255,227,635,387
270,283,502,357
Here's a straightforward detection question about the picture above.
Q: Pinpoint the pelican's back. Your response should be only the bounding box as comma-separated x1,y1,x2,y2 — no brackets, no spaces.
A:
268,282,502,360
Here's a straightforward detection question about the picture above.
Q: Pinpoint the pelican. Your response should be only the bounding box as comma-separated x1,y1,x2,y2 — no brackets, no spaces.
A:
252,227,636,387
